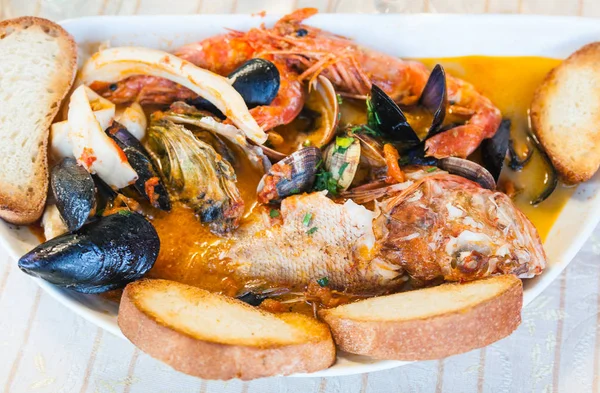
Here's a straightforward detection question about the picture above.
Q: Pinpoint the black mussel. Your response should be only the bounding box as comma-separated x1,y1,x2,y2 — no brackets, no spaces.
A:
508,137,534,171
18,212,159,294
419,64,448,138
228,58,280,108
369,84,419,144
257,147,321,203
93,174,118,214
188,58,280,115
529,133,558,206
51,158,96,232
437,157,496,190
481,119,511,182
401,143,439,166
106,122,171,211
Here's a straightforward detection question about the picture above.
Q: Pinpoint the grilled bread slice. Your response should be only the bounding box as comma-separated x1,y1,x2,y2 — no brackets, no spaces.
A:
319,275,522,360
0,17,77,224
118,279,336,380
530,42,600,184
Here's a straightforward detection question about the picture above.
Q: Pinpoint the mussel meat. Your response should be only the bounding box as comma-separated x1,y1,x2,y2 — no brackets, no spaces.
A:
18,212,159,294
145,118,244,234
50,158,96,232
106,122,171,211
188,58,280,115
481,119,511,182
437,157,496,190
257,147,321,204
324,135,361,191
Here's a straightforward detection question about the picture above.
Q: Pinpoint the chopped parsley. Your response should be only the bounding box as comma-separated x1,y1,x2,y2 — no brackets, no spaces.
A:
317,277,329,287
307,226,318,235
303,139,312,147
314,170,340,195
315,159,323,170
338,162,349,177
269,209,280,218
289,188,300,194
336,94,343,105
302,212,312,227
366,96,381,131
426,167,438,173
349,124,379,136
117,209,132,216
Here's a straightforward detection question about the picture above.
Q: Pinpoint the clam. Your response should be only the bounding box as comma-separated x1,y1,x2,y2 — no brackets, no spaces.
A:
257,147,321,204
324,135,361,191
481,119,511,182
353,132,386,167
188,58,280,116
106,122,171,211
145,118,244,234
437,157,496,190
18,212,159,294
261,75,339,159
368,64,448,147
50,158,96,232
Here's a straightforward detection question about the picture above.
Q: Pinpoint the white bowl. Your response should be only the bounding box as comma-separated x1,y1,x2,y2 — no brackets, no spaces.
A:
1,13,600,377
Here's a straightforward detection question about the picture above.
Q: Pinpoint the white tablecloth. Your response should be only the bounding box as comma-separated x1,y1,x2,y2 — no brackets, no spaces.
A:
1,1,600,392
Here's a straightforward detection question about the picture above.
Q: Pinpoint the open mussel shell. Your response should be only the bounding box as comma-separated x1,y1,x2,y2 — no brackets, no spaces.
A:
18,212,160,294
437,157,496,190
508,137,534,171
106,122,171,211
481,119,511,182
528,133,558,206
257,147,321,202
420,64,448,138
51,158,96,232
324,137,361,191
188,58,280,115
370,84,419,144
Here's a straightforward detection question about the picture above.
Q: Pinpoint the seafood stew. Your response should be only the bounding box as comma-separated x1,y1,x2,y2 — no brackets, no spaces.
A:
19,9,564,310
3,9,600,378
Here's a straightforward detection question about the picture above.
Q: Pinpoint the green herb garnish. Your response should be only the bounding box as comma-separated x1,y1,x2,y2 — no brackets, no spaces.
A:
307,227,318,235
314,170,340,196
315,159,323,170
303,139,312,147
117,209,132,216
366,96,381,131
426,167,437,173
302,212,312,227
289,188,300,194
338,162,349,177
336,94,343,105
317,277,329,287
399,156,411,166
269,209,280,218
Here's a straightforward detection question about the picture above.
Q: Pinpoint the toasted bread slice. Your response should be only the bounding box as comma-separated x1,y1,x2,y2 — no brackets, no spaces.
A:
118,279,336,380
0,17,77,224
531,42,600,184
319,275,522,360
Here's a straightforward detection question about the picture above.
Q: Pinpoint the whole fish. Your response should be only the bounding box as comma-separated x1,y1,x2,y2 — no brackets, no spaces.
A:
224,173,546,294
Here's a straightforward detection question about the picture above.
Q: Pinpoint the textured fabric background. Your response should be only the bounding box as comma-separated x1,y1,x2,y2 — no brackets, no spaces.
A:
1,1,599,392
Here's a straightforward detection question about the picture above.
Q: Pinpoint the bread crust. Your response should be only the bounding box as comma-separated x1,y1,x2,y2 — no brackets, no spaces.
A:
530,42,600,184
319,276,523,360
0,17,77,224
118,281,336,380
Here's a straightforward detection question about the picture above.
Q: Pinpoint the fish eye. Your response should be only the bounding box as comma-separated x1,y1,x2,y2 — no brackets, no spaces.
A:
296,28,308,37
